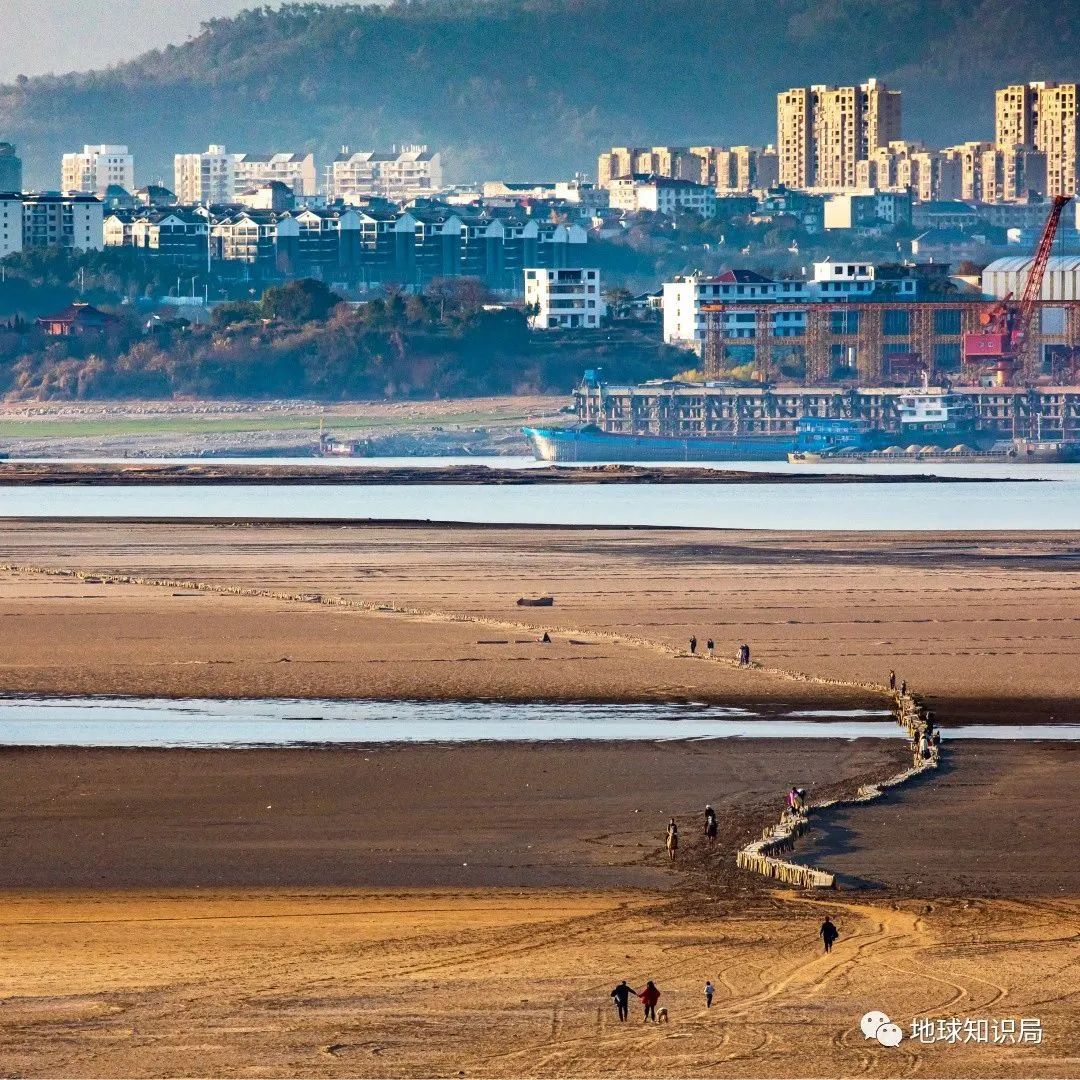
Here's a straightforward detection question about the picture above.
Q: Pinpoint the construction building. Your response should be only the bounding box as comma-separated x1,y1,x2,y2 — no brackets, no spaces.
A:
777,78,902,190
662,266,1080,385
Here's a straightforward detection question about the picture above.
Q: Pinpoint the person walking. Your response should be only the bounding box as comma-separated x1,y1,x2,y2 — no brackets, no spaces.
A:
900,679,907,697
704,804,718,843
639,980,661,1022
704,980,715,1008
689,635,698,655
820,916,839,954
706,638,715,657
888,669,896,692
666,818,679,860
610,980,633,1022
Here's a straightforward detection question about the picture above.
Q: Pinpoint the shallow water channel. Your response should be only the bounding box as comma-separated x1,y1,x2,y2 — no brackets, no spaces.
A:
0,697,1075,748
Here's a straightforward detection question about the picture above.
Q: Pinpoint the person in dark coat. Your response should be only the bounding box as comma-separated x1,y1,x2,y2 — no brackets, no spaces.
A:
610,980,633,1021
888,669,896,691
704,804,718,842
689,635,697,655
820,916,839,954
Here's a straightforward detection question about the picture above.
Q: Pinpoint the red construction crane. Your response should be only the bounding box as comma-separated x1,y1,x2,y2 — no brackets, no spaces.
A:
963,194,1072,382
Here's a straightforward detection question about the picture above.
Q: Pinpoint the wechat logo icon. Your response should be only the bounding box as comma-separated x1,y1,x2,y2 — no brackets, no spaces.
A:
862,1011,904,1047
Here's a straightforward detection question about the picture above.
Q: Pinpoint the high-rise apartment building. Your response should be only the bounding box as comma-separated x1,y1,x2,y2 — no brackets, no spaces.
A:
0,142,22,192
598,146,704,186
996,81,1079,196
940,141,992,202
174,145,235,204
979,146,1047,203
597,147,644,186
233,152,318,197
61,145,134,195
602,145,777,193
709,146,779,192
777,78,901,190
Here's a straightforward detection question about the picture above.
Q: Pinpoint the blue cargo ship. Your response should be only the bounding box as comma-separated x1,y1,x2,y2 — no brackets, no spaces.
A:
524,425,794,462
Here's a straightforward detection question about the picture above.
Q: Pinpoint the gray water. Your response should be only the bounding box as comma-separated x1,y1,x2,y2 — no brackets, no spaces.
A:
1,479,1077,529
0,697,1075,747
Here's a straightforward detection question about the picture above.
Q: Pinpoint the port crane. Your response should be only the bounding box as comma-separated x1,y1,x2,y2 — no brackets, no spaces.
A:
963,194,1072,383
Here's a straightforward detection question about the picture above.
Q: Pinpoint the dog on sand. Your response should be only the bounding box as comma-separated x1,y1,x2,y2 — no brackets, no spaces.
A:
657,1007,669,1023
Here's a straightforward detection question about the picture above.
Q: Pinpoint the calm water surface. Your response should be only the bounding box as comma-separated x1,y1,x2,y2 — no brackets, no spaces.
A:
0,479,1077,529
0,697,1074,747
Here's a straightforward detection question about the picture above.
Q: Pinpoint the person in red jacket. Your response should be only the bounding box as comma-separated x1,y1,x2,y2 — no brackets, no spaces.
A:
638,980,661,1022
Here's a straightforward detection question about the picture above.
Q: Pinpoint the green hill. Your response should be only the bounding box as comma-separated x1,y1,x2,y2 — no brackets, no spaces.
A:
2,0,1080,189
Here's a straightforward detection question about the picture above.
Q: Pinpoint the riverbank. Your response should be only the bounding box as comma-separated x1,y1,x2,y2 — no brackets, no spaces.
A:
0,461,1003,485
0,396,565,458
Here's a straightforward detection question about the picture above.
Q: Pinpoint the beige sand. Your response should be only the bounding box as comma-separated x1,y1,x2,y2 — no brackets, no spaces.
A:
4,522,1080,721
2,522,1079,1077
0,889,1075,1079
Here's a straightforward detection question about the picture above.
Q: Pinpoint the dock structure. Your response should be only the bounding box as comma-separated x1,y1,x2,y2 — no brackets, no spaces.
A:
696,298,1080,385
576,382,1080,443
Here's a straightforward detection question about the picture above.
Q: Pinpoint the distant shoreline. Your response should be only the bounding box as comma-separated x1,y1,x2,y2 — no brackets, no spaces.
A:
0,461,1018,486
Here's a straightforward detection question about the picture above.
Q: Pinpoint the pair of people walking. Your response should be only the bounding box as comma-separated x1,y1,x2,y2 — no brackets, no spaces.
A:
687,637,722,659
610,980,661,1022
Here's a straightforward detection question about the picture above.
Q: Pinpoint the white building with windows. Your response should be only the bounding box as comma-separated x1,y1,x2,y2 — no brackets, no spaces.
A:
607,174,716,218
331,146,443,203
524,268,604,329
21,193,103,251
233,152,317,197
61,145,134,196
663,265,919,349
174,145,235,205
0,193,22,257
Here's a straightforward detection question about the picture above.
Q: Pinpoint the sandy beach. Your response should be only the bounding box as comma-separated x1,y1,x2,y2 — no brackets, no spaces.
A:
1,520,1079,1076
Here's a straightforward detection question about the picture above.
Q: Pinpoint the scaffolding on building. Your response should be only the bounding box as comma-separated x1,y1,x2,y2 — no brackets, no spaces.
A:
700,298,1080,386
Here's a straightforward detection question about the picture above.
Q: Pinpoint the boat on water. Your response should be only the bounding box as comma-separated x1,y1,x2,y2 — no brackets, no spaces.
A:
524,424,793,463
529,371,1080,464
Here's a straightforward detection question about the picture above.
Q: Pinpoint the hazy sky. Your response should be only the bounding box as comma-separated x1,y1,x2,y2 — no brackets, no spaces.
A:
0,0,355,81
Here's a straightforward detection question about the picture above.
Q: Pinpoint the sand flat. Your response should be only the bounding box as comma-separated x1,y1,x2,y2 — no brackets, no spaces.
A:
0,888,1075,1079
3,522,1080,721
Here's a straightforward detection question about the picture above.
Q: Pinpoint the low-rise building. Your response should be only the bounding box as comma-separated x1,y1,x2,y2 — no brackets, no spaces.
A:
524,267,604,329
607,174,716,217
61,145,134,196
331,146,443,203
823,190,912,231
233,152,317,197
36,302,120,336
105,208,209,264
235,181,296,212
